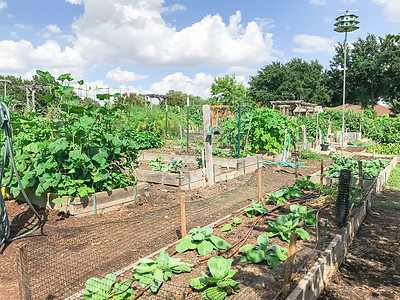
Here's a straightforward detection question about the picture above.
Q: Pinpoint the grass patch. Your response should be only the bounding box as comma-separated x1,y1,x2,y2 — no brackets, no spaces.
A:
387,164,400,190
300,149,324,161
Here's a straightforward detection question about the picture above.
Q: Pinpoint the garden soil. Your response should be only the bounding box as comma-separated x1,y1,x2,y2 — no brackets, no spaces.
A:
1,159,326,300
319,189,400,300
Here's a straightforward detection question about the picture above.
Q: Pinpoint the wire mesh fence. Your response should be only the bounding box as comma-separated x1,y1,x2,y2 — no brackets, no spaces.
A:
13,167,321,300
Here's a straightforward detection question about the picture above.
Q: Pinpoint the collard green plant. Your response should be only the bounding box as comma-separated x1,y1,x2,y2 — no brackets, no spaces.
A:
168,157,184,173
244,200,269,218
239,234,288,266
175,227,231,256
266,215,309,243
288,204,317,226
190,256,240,300
279,186,303,200
132,249,193,293
147,157,171,172
265,190,286,205
294,176,316,190
220,217,242,232
81,273,134,300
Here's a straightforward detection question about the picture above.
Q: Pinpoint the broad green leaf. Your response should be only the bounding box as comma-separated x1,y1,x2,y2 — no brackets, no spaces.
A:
155,249,169,269
209,235,231,250
175,236,192,253
220,224,232,232
197,240,214,256
101,273,116,292
85,277,102,294
202,286,227,300
208,256,232,280
257,234,269,247
190,277,209,290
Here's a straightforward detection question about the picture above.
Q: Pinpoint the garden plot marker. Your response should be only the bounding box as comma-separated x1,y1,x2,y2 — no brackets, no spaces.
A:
283,232,298,297
179,193,187,237
203,105,214,186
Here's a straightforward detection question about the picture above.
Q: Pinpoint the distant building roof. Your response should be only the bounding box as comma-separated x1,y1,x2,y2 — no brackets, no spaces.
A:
323,104,392,117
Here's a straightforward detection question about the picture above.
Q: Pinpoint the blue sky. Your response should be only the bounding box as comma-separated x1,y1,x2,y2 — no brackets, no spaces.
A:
0,0,399,99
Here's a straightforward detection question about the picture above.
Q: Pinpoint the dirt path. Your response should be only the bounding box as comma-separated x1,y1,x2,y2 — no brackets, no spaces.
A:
319,189,400,300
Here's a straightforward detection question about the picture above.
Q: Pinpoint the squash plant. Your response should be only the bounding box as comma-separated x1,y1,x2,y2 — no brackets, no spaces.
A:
81,274,134,300
244,200,268,218
266,215,309,243
239,234,288,266
147,157,171,172
132,249,193,293
294,176,315,190
190,256,240,300
220,217,242,232
265,190,286,205
175,227,231,256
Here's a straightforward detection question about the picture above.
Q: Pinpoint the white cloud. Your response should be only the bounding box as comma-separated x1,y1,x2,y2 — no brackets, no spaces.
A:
14,23,32,30
71,2,275,68
106,67,148,82
161,4,186,13
66,0,83,4
46,24,62,33
293,34,335,54
0,1,7,10
10,31,17,38
0,39,87,76
253,17,275,29
226,66,256,77
310,0,327,5
150,72,214,98
373,0,400,22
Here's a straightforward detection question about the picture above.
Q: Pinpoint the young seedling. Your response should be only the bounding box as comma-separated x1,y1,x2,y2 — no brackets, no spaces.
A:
265,190,286,205
132,249,193,293
175,226,231,256
239,234,288,266
266,215,309,243
244,200,268,218
220,217,242,232
287,204,318,226
147,157,171,172
294,176,316,190
190,256,240,300
81,273,134,300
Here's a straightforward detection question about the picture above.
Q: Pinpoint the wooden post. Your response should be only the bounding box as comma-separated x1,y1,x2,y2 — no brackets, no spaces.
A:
282,232,298,297
295,155,299,178
203,105,214,186
258,168,262,202
320,159,324,184
301,125,306,149
16,243,32,300
358,160,363,188
179,193,187,237
179,125,182,140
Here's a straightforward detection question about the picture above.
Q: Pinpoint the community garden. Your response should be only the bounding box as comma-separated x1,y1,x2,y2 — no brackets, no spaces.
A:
0,70,399,300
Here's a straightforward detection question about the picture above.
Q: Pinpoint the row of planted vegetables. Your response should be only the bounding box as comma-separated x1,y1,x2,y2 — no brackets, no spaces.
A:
81,154,390,300
81,177,326,300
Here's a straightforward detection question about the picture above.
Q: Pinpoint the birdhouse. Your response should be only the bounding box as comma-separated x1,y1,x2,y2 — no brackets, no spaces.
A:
334,13,359,32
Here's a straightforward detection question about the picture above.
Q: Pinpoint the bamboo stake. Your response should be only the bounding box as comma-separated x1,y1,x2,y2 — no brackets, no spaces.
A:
282,232,298,297
16,243,32,300
320,159,324,184
179,193,187,237
258,168,262,202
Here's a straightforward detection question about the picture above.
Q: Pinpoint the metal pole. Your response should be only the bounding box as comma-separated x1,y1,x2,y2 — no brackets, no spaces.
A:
341,31,348,157
187,97,189,153
237,101,242,158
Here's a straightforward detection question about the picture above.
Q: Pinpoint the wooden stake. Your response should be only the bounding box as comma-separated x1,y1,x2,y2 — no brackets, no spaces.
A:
258,168,262,202
282,232,298,297
16,243,32,300
179,193,187,237
295,155,299,178
320,159,324,184
358,160,363,188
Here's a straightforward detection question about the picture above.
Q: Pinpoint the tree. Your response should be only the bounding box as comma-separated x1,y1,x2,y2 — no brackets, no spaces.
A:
0,75,31,103
248,59,331,107
115,93,145,106
209,74,247,107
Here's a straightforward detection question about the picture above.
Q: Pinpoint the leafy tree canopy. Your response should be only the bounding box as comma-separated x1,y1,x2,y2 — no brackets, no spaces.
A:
209,74,247,107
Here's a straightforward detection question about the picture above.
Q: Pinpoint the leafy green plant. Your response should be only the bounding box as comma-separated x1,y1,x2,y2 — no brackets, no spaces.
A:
81,274,134,300
168,157,184,173
349,185,364,204
147,157,171,172
190,256,240,300
239,234,288,266
266,215,309,243
220,217,242,232
244,200,269,218
300,149,324,161
132,249,193,293
287,204,317,226
279,186,303,200
265,190,286,205
294,176,316,190
175,227,231,256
